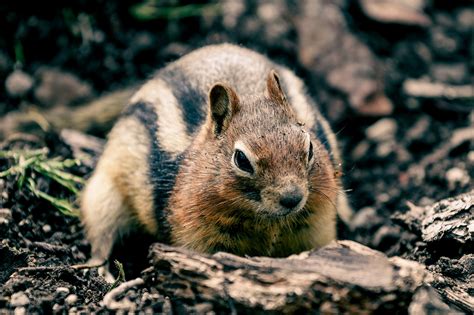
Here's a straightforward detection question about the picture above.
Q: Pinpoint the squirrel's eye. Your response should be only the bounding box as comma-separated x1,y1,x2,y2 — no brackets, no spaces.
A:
234,149,254,174
308,141,314,162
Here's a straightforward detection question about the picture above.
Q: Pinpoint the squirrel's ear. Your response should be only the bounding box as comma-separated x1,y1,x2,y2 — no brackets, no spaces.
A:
208,83,240,135
266,70,287,104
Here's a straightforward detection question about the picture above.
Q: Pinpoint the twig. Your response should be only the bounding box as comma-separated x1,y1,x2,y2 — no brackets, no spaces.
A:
71,260,108,270
29,241,70,254
102,277,144,310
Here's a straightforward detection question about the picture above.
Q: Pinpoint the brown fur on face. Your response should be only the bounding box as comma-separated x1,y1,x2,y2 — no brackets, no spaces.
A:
168,71,338,256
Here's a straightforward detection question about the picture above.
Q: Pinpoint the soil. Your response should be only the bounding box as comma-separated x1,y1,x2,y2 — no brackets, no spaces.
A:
0,0,472,313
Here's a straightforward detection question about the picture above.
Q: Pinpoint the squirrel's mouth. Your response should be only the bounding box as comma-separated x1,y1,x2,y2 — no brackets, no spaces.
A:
257,199,308,220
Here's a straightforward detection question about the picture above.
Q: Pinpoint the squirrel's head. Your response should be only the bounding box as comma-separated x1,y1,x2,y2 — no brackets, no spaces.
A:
182,70,338,220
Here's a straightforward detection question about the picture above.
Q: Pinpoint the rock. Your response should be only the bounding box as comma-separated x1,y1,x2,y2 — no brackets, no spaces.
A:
408,286,451,314
5,70,34,97
13,307,26,315
359,0,431,27
430,63,468,85
445,167,470,190
65,294,78,305
351,140,370,160
297,0,392,116
0,208,12,225
366,118,398,142
375,140,395,158
42,224,51,233
456,8,474,33
10,292,29,307
34,67,93,107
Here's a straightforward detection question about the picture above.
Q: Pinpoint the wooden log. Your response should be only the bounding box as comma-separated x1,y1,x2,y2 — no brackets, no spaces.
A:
394,190,473,247
143,240,432,313
0,88,134,140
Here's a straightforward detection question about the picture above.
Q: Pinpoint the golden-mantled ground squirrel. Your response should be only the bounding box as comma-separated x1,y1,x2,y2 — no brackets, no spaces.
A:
81,44,351,268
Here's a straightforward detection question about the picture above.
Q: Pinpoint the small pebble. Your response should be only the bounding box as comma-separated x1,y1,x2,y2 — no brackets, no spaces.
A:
351,140,370,160
65,294,78,305
366,118,398,142
375,141,395,158
14,307,26,315
52,303,62,312
42,224,52,233
0,208,12,225
5,69,34,97
468,151,474,163
10,292,29,307
55,287,70,297
445,167,470,190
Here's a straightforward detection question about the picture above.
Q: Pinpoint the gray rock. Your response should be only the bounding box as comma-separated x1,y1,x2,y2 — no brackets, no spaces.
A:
366,118,398,142
10,292,30,307
65,294,78,305
34,67,93,107
5,70,34,97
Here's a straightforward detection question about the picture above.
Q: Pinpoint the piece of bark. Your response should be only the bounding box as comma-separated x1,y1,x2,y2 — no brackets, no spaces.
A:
403,79,474,99
297,0,392,117
144,240,431,313
359,0,431,27
394,190,473,247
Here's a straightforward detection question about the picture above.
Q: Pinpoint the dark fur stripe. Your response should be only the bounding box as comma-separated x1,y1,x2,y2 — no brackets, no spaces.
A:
312,117,332,157
159,67,207,133
121,102,183,242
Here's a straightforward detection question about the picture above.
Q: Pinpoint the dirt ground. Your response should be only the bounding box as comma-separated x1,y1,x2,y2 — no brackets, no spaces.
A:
0,0,472,313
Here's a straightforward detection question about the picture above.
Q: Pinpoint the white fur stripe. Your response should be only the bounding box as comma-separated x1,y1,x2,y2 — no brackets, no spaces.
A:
131,78,191,157
279,68,316,127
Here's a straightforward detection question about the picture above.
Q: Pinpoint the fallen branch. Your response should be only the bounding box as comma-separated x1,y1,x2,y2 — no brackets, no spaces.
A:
143,240,432,313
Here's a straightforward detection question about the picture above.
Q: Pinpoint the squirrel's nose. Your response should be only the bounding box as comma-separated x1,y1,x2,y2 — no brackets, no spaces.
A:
279,187,303,209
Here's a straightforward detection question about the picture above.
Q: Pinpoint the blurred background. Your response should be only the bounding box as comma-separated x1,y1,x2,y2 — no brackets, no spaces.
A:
0,0,472,311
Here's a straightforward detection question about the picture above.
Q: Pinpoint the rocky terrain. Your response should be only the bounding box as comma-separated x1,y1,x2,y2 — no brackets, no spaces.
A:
0,0,472,313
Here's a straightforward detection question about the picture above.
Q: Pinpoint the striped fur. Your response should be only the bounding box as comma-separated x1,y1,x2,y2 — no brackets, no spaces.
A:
81,44,351,266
